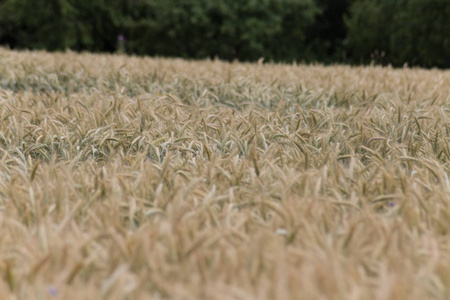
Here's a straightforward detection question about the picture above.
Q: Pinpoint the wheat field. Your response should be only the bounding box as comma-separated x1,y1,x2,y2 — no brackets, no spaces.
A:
0,48,450,299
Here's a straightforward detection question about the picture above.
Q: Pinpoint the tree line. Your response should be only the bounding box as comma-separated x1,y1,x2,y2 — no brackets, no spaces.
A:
0,0,449,68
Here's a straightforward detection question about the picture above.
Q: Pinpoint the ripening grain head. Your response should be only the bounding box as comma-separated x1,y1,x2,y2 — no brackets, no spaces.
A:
0,48,450,299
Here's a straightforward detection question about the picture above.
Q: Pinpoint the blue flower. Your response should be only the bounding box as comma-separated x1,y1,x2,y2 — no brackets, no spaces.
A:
47,286,59,297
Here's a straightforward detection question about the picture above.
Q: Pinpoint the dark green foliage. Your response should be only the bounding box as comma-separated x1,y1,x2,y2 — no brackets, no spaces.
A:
393,0,450,68
0,0,449,68
0,0,124,52
265,0,320,61
0,0,77,50
345,0,450,68
0,0,319,62
306,0,353,62
345,0,399,65
70,0,124,52
123,0,319,62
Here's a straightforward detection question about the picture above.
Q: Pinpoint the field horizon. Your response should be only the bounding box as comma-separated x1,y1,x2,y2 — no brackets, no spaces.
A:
1,49,450,299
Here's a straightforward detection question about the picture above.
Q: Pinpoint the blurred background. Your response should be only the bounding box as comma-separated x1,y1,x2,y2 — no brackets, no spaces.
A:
0,0,448,68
